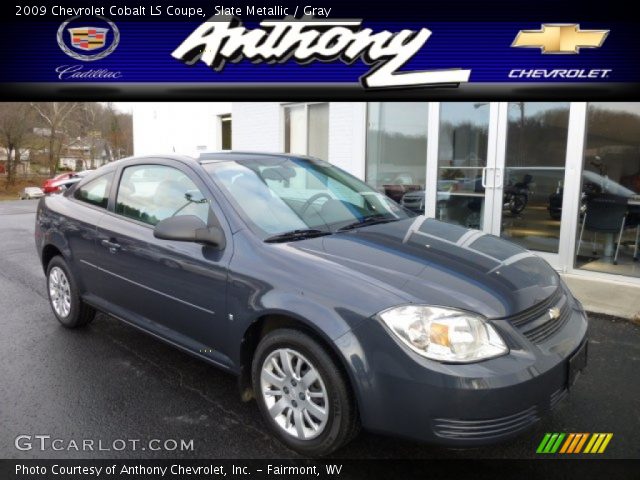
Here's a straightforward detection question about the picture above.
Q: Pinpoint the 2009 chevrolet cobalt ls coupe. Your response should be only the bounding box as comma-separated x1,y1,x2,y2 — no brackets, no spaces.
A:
35,152,588,456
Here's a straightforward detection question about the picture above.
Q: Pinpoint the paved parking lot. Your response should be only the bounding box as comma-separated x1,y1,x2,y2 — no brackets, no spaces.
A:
1,199,639,459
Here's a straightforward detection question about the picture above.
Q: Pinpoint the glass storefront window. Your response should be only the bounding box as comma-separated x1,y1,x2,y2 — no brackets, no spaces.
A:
436,102,490,229
220,114,232,150
575,103,640,277
308,103,329,161
284,103,329,160
500,102,570,253
365,102,428,211
284,104,306,155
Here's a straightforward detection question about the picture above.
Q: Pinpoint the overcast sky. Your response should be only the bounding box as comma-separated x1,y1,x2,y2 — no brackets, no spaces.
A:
109,102,137,114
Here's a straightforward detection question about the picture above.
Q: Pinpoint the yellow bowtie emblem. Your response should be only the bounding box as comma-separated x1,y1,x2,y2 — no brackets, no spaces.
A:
512,24,608,54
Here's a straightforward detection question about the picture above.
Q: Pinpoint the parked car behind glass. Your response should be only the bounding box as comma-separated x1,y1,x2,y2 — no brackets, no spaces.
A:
35,153,588,456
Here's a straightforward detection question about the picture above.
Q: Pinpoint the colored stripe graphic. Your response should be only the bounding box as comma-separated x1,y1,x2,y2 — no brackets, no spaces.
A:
544,433,559,453
584,433,614,453
537,433,613,454
567,433,583,453
559,433,575,453
550,433,565,453
536,433,552,453
574,433,589,453
537,433,566,453
597,434,614,453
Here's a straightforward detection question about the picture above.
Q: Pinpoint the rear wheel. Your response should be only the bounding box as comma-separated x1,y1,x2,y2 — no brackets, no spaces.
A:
252,328,358,456
46,256,96,328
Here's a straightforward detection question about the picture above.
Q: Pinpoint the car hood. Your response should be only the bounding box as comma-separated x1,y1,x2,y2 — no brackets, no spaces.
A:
295,217,560,319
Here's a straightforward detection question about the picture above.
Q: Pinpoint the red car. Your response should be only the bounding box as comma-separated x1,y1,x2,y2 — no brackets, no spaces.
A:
42,172,76,194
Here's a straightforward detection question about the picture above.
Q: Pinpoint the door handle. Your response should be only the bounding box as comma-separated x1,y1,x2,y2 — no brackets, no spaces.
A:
481,167,491,188
101,239,121,253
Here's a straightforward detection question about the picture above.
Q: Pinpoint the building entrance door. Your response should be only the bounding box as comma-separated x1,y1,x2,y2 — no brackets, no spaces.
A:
427,102,584,270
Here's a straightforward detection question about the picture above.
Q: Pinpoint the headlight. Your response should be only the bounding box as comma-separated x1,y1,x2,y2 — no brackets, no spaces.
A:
378,305,508,363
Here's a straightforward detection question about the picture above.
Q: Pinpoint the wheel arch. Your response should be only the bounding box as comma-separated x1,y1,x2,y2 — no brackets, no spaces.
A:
41,243,64,272
39,234,87,295
39,226,73,272
238,312,361,418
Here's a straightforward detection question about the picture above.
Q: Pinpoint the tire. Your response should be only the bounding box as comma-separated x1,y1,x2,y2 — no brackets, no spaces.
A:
510,194,527,215
464,211,481,229
252,328,359,456
46,255,96,328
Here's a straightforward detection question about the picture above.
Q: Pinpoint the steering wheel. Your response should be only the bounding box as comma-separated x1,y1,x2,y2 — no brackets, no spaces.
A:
300,192,333,218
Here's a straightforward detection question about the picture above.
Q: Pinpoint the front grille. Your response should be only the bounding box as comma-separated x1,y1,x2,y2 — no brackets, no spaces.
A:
505,288,572,344
521,294,571,343
433,406,540,441
509,288,563,328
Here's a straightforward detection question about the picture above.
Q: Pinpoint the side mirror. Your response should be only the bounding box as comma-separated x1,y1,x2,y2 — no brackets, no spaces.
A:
153,215,226,249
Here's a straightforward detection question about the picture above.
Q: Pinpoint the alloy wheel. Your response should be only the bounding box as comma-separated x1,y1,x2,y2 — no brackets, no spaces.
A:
49,266,71,318
260,348,329,440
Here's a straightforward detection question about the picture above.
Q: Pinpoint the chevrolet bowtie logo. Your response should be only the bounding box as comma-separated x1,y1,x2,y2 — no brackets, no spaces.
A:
512,24,609,54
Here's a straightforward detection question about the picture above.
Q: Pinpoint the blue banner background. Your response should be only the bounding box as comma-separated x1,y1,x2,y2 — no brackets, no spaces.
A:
0,8,637,85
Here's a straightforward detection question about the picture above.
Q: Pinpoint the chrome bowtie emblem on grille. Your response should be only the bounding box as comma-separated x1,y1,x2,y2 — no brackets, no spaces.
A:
549,307,561,320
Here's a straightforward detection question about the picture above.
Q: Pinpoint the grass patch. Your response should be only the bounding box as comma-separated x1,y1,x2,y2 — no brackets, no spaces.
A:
0,176,48,201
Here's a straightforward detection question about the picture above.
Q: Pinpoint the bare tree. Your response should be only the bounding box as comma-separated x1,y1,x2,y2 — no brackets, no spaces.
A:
0,103,34,185
77,102,106,169
105,103,133,160
30,102,79,176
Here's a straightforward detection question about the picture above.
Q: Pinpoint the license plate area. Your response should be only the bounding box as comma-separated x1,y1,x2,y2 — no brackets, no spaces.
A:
568,340,588,388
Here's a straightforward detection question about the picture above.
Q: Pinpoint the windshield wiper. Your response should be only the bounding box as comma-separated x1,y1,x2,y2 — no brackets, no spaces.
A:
264,229,332,243
337,215,399,232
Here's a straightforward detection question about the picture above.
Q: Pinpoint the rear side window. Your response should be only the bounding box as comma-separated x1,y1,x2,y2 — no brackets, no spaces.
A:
115,164,210,226
74,173,113,209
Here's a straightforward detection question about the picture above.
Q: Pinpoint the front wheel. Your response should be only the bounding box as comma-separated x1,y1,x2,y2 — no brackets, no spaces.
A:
252,329,359,456
46,256,96,328
510,194,527,215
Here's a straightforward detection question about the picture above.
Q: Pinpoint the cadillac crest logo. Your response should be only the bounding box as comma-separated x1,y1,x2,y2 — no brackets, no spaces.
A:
68,27,109,51
57,16,119,61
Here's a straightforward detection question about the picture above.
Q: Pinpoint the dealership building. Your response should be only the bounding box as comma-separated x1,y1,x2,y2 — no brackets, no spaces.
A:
133,102,640,318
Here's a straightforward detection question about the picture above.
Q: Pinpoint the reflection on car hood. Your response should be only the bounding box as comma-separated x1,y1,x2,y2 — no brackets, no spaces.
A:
295,217,559,319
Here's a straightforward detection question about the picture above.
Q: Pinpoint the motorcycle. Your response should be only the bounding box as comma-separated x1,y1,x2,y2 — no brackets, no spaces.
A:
503,174,533,215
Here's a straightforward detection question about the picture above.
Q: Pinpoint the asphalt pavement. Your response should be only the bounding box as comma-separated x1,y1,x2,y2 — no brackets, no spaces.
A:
0,199,638,459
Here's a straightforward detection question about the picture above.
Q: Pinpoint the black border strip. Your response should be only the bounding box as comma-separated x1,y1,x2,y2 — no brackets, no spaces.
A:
2,82,639,100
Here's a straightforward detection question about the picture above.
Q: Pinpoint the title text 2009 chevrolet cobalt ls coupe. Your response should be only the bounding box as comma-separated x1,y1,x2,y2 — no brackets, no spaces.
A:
36,153,588,456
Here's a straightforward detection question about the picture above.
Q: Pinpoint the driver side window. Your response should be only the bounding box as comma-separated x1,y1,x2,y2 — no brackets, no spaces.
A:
115,164,210,226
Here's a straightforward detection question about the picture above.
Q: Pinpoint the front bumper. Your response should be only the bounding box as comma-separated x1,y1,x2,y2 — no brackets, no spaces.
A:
339,296,588,446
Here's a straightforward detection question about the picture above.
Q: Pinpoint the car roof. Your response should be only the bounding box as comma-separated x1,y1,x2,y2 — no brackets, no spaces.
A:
198,151,320,164
91,154,201,173
86,152,320,179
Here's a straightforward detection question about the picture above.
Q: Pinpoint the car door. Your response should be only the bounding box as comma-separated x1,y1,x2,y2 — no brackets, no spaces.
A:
64,171,114,296
92,160,233,363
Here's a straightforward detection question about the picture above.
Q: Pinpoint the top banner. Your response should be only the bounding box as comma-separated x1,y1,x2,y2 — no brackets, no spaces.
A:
1,0,638,99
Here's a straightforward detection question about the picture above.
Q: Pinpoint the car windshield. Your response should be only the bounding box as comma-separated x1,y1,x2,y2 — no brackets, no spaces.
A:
204,157,413,237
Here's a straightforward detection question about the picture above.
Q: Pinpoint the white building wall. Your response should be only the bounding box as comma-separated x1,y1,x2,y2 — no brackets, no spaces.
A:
230,102,367,178
327,102,367,178
133,102,231,157
132,101,367,176
231,102,282,152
